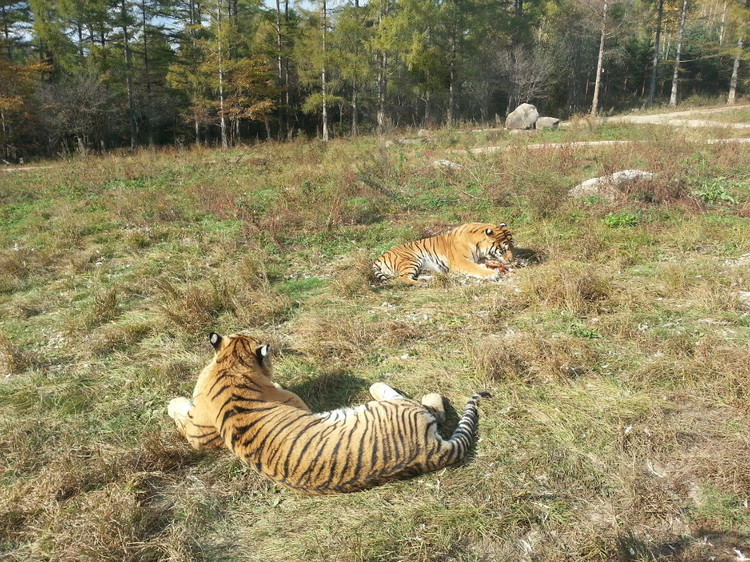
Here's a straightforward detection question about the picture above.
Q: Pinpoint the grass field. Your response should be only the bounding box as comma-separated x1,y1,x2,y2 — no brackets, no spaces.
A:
1,107,749,561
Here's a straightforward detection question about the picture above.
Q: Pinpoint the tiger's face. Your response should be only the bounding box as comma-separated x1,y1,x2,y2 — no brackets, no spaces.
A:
470,222,514,263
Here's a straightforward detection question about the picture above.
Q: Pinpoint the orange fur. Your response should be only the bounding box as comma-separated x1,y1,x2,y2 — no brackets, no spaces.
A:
168,332,490,494
373,222,514,285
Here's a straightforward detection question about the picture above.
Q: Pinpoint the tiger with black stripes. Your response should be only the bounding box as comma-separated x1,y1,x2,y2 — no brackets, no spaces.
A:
372,222,514,285
167,332,491,494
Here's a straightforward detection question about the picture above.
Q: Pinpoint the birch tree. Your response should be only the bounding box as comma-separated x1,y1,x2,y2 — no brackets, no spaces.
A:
726,0,748,104
669,0,688,106
591,0,608,116
647,0,664,106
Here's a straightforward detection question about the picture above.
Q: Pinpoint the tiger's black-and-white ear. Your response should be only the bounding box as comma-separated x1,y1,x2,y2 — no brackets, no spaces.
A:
485,228,494,236
256,344,271,365
209,332,222,350
499,222,507,227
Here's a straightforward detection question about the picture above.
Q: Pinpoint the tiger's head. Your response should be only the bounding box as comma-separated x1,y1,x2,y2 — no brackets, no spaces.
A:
462,222,514,264
192,332,274,398
211,332,273,375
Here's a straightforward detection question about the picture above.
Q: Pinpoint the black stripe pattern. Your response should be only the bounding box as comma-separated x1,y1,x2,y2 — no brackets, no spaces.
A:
172,333,492,494
373,222,513,285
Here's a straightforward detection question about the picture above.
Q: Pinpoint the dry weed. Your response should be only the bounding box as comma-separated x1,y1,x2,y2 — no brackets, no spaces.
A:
0,247,32,280
328,250,376,298
292,313,421,368
472,331,597,383
154,274,292,338
86,322,153,358
87,287,120,327
0,334,34,376
517,261,613,315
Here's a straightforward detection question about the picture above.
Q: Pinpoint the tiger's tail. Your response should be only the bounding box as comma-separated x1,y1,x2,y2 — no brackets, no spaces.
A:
442,392,492,465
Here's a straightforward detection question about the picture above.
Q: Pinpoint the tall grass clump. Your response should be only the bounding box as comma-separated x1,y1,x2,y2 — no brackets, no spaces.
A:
0,334,34,376
517,260,613,315
472,331,598,383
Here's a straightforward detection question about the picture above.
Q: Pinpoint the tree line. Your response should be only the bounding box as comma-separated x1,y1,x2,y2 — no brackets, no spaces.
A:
0,0,748,158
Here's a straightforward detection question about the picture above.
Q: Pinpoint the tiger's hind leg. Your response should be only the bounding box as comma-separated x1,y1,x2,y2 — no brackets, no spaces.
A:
420,393,446,424
369,382,407,401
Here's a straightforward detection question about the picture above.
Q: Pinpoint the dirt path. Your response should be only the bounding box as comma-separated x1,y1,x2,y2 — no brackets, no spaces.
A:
603,105,750,129
460,104,750,154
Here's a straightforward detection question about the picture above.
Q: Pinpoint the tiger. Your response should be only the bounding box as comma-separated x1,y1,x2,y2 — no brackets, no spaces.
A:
167,332,491,494
372,222,514,285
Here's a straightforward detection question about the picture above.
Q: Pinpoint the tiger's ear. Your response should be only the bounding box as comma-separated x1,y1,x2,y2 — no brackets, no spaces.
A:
209,332,222,350
256,344,271,366
498,222,507,228
485,228,494,236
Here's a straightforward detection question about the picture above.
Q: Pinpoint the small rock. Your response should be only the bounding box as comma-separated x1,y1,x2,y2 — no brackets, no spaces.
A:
535,117,560,129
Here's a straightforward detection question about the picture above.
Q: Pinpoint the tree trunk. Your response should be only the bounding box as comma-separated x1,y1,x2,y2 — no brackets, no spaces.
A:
351,0,360,137
141,0,154,145
447,0,458,127
217,0,228,148
648,0,664,106
376,4,388,135
591,0,607,116
351,77,358,136
120,0,138,150
727,35,743,105
669,0,688,107
275,0,285,140
321,0,329,141
377,51,387,134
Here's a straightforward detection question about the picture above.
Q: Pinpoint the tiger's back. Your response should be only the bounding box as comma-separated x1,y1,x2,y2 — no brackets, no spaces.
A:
373,222,514,285
168,333,489,494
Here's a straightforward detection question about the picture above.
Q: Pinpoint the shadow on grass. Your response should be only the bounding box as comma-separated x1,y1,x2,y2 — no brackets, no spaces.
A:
617,528,750,561
514,246,545,265
286,372,372,413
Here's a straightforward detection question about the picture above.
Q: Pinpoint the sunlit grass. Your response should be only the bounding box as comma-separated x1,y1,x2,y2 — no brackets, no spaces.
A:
1,112,749,560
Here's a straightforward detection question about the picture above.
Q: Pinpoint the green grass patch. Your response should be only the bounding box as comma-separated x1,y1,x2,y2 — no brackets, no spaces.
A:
1,108,749,561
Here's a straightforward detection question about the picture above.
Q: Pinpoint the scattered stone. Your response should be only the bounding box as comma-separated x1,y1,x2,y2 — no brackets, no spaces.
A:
535,116,560,129
569,169,655,202
505,103,539,130
432,159,462,170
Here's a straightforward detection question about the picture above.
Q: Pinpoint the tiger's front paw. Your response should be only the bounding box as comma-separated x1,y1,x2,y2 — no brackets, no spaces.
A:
167,397,193,422
483,260,508,273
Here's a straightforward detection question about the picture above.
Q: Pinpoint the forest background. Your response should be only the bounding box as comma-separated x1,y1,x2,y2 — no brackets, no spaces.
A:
0,0,748,159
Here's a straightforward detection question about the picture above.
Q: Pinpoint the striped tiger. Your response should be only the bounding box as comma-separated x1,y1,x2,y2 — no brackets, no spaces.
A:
167,332,491,494
372,222,514,285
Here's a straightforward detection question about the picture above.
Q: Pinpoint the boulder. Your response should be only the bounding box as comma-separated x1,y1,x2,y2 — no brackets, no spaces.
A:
535,117,560,129
505,103,539,130
569,169,655,202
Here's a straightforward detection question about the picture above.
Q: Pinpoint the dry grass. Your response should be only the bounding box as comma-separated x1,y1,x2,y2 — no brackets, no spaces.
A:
1,108,749,561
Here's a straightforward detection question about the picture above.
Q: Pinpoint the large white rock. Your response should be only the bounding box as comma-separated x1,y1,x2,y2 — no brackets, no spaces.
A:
505,103,539,130
569,169,655,202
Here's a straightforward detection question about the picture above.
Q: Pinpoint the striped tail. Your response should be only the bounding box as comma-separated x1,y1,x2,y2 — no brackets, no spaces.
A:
443,392,492,465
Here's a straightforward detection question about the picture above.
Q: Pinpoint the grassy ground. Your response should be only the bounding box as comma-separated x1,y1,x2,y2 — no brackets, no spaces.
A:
1,107,749,561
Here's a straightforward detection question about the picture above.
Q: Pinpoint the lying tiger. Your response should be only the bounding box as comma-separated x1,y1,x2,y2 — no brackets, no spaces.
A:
373,222,514,285
167,332,490,494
